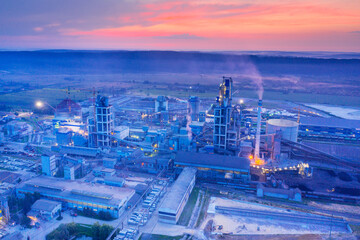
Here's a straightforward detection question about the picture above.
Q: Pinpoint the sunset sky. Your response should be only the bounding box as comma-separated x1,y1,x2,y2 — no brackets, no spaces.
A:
1,0,360,51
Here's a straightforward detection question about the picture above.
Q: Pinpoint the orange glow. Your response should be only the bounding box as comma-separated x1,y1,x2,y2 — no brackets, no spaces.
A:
28,216,37,222
3,0,360,51
255,157,265,166
53,0,360,51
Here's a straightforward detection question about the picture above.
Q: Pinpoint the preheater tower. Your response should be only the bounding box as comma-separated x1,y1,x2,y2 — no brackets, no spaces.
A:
213,77,233,152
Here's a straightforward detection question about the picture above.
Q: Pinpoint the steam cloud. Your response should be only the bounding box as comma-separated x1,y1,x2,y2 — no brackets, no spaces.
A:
244,62,264,100
186,114,192,141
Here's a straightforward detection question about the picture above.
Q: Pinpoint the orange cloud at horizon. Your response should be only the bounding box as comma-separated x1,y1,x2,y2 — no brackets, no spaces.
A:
2,0,360,51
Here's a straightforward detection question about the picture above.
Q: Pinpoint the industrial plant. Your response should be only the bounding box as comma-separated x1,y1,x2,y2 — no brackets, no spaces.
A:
0,76,359,240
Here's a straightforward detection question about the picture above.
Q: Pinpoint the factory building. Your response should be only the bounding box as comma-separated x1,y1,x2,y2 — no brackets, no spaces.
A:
158,167,197,224
103,157,117,169
189,121,205,135
188,96,200,122
58,145,100,158
41,155,57,176
299,117,360,141
199,112,206,122
155,96,169,112
56,128,73,146
299,117,360,160
52,98,83,134
114,126,130,140
266,119,299,142
28,199,62,221
155,96,169,123
16,176,135,219
257,183,302,202
63,163,82,180
55,98,82,120
88,95,114,147
175,151,250,183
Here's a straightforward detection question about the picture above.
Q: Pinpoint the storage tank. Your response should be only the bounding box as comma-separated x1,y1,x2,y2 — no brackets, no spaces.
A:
266,119,299,142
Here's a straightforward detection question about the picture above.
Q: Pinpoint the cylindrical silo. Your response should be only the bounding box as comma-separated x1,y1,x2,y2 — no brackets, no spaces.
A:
266,119,299,142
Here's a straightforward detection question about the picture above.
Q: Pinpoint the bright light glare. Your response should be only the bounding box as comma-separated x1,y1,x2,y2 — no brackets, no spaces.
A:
239,99,244,104
35,101,44,108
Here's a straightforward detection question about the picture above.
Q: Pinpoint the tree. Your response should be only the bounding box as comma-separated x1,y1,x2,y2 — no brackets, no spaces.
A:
98,211,113,220
91,222,101,240
99,224,114,240
66,222,78,236
53,224,70,240
20,215,31,228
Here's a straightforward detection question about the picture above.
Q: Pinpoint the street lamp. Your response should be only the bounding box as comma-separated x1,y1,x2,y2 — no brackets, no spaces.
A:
35,101,56,110
35,101,44,108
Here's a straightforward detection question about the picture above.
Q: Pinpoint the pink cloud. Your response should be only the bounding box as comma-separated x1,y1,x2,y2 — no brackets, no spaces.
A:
3,0,360,51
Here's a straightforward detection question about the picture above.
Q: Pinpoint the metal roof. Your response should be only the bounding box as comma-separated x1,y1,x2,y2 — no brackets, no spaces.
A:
60,146,100,157
17,176,134,207
175,151,250,171
159,167,197,215
31,199,61,212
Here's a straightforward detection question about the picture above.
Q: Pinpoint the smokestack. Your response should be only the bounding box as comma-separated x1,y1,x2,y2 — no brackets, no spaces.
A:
254,99,262,160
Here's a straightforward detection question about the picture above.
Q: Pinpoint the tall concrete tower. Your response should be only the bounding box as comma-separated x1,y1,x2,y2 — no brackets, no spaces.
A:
188,96,200,122
213,77,233,153
88,95,114,147
155,96,169,123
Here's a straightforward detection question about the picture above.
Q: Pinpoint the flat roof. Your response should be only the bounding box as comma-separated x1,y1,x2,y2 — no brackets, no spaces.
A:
104,176,125,183
300,117,360,129
17,176,134,207
60,146,100,157
175,151,250,172
189,121,205,127
159,167,197,215
267,119,299,127
31,199,61,212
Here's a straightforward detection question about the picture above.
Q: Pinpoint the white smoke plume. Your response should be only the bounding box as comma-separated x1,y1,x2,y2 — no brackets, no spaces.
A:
186,114,192,141
244,62,264,100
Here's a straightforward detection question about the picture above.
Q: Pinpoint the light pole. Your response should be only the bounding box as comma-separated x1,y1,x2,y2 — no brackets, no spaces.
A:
35,101,56,111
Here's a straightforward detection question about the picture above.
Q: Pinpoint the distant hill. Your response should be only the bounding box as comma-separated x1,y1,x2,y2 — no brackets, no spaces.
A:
0,50,359,78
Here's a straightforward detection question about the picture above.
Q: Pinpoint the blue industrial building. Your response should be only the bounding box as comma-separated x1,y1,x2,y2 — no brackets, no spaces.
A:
299,117,360,142
16,176,135,219
175,151,250,183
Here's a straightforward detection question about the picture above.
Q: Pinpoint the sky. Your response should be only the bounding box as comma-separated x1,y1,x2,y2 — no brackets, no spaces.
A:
0,0,360,51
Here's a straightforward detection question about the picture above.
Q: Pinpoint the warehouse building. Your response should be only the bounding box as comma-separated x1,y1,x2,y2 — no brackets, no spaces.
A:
16,176,135,219
158,167,197,224
175,151,250,183
299,117,360,141
27,199,62,221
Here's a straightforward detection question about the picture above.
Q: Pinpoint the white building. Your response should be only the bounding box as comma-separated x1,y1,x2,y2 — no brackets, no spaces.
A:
158,167,197,224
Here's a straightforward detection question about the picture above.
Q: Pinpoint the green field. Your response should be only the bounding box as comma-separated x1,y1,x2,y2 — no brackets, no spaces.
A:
137,88,360,107
0,88,93,110
2,84,360,111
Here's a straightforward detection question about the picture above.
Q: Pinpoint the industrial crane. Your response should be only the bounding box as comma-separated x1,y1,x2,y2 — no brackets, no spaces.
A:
293,107,322,123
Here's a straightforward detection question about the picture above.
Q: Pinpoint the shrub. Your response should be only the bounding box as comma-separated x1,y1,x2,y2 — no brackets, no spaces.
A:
338,172,352,182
